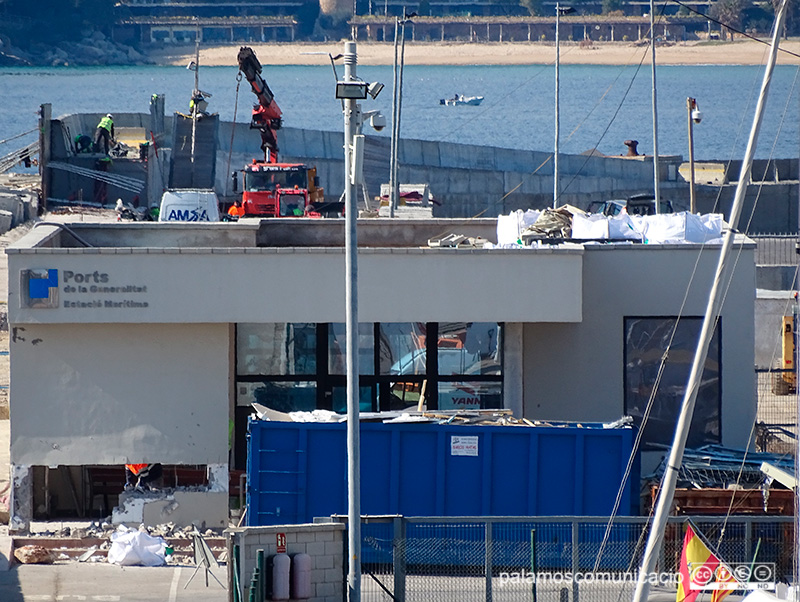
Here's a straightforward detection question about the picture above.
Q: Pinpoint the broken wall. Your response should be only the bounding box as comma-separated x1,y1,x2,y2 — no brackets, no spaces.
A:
10,322,229,466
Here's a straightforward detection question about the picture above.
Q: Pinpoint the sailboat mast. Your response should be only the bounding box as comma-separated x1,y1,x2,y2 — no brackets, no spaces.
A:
630,2,789,601
649,0,660,213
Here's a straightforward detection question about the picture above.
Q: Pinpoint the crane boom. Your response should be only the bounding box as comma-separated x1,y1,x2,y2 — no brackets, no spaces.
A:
237,46,282,162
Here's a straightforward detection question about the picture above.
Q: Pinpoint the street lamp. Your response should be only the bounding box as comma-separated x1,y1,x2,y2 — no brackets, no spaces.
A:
686,97,702,213
336,39,384,602
389,14,414,217
554,4,574,209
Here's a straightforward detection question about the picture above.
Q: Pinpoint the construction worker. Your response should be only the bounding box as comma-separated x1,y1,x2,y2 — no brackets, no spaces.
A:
124,463,163,491
228,200,245,218
93,113,115,154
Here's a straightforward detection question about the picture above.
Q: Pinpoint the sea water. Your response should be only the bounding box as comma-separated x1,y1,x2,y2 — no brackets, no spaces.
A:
0,62,798,161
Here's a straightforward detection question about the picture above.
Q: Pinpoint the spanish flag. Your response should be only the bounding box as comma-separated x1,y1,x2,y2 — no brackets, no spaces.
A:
676,524,738,602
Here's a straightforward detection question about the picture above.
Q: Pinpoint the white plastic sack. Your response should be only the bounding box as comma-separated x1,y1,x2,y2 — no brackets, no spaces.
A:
571,213,608,240
685,212,723,243
608,213,642,240
107,526,166,566
496,210,541,245
496,212,522,246
638,213,688,244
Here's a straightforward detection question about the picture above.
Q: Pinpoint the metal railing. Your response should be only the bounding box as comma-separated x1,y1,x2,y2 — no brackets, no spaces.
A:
338,515,795,602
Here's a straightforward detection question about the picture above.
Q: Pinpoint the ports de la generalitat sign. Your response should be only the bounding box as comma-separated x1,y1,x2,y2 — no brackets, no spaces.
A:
20,268,149,310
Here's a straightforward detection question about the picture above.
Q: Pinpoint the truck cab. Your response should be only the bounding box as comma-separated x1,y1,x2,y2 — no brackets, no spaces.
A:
241,162,324,217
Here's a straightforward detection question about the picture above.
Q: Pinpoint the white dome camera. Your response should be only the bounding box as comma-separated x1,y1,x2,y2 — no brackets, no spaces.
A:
691,108,703,124
369,112,387,132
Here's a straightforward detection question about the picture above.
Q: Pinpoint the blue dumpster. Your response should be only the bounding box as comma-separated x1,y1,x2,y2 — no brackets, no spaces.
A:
246,419,639,526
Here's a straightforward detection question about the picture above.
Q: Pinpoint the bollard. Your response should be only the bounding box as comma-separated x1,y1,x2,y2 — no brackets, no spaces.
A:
291,553,312,600
270,553,291,601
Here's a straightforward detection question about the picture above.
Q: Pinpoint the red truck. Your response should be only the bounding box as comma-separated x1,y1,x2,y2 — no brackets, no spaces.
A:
236,47,335,217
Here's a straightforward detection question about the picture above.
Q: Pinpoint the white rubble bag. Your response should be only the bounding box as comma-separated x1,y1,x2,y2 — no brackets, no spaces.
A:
107,525,167,566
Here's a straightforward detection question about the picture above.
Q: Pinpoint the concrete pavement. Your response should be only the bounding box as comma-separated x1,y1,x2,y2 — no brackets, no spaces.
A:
0,562,229,601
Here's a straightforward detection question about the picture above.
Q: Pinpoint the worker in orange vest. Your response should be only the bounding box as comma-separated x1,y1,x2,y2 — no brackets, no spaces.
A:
228,200,246,218
125,463,163,491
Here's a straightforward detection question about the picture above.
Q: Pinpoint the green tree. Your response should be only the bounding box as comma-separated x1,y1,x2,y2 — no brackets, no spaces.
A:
602,0,623,14
770,0,798,36
520,0,544,16
709,0,751,39
0,0,116,46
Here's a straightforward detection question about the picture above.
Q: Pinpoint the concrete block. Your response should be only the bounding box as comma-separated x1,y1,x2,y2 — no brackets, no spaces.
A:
0,534,11,570
316,582,337,598
296,531,316,543
323,540,342,555
314,554,334,570
314,530,334,542
324,568,341,583
305,541,325,556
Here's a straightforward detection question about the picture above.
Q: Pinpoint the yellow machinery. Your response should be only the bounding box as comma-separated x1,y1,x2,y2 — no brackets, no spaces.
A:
773,315,797,395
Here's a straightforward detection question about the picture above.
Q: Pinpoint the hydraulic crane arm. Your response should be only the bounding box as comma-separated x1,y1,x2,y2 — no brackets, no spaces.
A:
237,46,282,162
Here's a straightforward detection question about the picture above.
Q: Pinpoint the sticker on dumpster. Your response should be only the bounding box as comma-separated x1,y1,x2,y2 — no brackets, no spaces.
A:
277,533,286,553
451,436,479,456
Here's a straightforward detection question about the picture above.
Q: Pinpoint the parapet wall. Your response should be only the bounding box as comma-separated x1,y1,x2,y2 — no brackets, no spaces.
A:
227,522,345,602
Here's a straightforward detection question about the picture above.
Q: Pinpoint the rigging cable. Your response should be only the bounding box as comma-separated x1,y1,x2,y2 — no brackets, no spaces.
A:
225,71,243,198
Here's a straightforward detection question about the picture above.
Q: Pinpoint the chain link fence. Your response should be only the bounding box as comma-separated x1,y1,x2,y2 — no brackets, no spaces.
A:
347,515,795,602
755,368,796,454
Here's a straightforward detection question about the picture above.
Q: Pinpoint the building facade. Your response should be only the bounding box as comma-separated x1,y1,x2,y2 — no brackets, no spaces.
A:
6,218,756,528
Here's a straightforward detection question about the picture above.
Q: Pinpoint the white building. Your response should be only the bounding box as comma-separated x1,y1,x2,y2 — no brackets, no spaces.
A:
5,217,756,529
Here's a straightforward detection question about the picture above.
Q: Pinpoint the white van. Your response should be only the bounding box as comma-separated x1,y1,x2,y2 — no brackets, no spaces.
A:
158,189,220,222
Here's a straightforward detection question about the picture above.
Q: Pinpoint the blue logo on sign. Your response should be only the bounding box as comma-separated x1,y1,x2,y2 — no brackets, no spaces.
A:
29,269,58,299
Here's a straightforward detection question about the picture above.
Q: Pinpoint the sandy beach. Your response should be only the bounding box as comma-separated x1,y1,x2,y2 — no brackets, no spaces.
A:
148,38,800,67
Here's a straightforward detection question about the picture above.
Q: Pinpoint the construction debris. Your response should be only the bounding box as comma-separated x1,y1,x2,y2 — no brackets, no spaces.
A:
14,544,54,564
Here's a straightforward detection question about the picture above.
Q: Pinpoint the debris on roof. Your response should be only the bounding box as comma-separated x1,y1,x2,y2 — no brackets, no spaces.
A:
491,207,725,247
647,444,795,489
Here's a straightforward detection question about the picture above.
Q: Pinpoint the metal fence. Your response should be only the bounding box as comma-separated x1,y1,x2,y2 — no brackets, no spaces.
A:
756,368,797,453
343,515,795,602
750,234,798,266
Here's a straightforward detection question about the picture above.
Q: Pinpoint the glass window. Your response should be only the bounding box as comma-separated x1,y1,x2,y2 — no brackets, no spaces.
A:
331,385,374,413
624,317,721,448
380,323,427,375
237,323,316,375
328,323,374,376
438,382,503,411
237,381,317,413
438,322,500,375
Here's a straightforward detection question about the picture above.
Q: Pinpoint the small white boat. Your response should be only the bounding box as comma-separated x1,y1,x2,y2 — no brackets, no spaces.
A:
440,95,484,106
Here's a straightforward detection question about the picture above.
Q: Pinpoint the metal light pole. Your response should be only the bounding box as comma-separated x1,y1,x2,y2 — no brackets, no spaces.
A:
389,18,400,217
554,4,561,209
342,39,361,602
390,17,408,217
649,0,661,213
554,5,573,209
686,97,702,214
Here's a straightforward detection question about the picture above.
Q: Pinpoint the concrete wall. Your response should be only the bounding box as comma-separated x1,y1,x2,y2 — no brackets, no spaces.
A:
217,121,684,214
522,242,757,450
9,322,229,466
8,228,585,325
227,523,345,602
